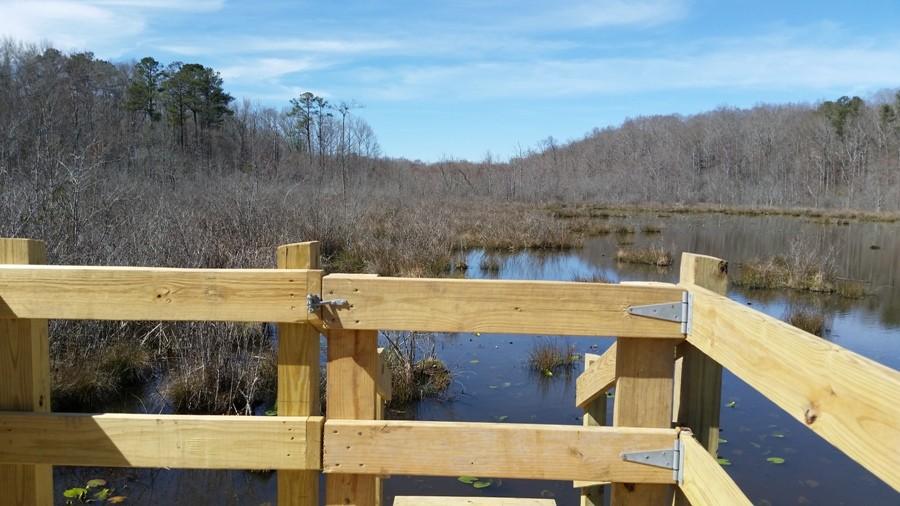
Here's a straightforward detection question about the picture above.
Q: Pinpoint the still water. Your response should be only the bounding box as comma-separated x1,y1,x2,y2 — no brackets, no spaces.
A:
55,213,900,505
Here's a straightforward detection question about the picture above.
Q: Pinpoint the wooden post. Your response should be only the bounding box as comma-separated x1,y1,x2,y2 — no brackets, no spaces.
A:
675,253,728,506
610,338,676,505
277,241,321,506
0,239,52,506
676,253,727,451
580,354,606,506
326,330,378,506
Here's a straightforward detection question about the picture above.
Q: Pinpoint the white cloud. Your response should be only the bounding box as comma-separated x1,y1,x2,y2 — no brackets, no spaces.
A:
0,0,224,54
219,57,324,81
348,35,900,101
516,0,688,30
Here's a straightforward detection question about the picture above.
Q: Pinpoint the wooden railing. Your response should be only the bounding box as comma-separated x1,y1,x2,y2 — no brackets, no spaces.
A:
0,239,897,506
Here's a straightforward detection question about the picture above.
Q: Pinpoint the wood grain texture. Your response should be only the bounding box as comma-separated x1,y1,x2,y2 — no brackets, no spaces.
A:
678,434,751,506
277,242,321,506
0,412,323,470
326,330,378,506
0,265,321,322
578,352,608,505
611,338,676,505
394,498,556,505
0,238,51,506
576,342,617,408
688,285,900,490
676,253,726,459
321,276,685,337
323,420,677,483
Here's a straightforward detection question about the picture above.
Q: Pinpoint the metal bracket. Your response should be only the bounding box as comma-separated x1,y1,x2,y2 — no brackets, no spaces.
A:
626,291,692,334
307,294,349,313
621,436,685,483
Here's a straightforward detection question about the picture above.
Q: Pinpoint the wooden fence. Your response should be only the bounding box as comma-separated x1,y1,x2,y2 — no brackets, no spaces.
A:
0,238,897,506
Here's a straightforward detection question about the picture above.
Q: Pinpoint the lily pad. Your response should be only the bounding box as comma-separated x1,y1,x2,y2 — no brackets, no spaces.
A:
469,359,480,364
771,432,785,438
605,391,615,398
716,457,731,466
86,479,107,489
473,480,493,489
107,496,128,504
766,457,785,464
93,488,112,501
542,370,553,377
458,476,478,484
496,415,508,422
63,488,87,499
726,400,737,408
719,438,728,444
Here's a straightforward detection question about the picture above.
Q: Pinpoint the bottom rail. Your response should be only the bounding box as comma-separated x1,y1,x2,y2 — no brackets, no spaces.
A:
323,419,677,483
0,412,323,470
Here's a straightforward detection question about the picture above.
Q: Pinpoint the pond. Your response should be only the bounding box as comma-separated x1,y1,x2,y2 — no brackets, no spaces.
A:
55,212,900,505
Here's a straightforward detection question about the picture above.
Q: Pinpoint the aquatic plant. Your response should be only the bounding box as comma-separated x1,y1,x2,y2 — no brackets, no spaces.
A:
380,331,452,407
528,339,579,376
615,246,673,267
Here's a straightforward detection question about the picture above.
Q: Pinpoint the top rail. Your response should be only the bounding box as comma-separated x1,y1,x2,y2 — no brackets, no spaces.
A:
686,284,900,490
0,265,321,322
321,275,686,338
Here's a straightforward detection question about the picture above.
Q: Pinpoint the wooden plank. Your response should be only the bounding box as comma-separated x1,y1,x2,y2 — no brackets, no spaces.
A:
0,238,52,506
376,348,392,402
611,338,676,505
0,265,321,322
321,276,685,338
679,434,751,506
394,498,556,505
0,412,323,470
676,253,726,456
326,330,378,506
323,420,677,483
578,352,608,504
576,342,617,408
688,285,900,490
277,242,322,506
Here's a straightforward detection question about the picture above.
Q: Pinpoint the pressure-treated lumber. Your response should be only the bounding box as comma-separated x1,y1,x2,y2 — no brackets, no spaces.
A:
277,242,322,506
611,338,676,505
394,498,555,505
323,419,677,483
0,265,321,322
576,342,617,408
687,285,900,490
578,352,608,506
320,275,685,337
676,253,726,456
376,348,392,402
678,434,751,506
0,412,323,470
326,330,379,506
0,239,52,506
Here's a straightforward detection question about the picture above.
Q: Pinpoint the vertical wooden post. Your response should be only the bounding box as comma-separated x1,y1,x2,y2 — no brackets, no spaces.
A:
326,329,378,506
610,338,676,505
0,239,52,506
676,253,727,452
277,241,321,506
674,253,727,506
580,353,606,506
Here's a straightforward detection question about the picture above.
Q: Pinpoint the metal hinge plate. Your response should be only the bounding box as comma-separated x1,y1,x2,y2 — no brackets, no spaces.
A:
626,291,692,334
307,294,349,313
621,437,685,483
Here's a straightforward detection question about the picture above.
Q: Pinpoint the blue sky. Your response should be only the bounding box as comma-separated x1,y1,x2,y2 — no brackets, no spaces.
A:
2,0,900,161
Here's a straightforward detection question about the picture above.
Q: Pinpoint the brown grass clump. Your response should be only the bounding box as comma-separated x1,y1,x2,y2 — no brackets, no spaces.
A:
613,224,635,235
786,308,826,336
53,340,153,412
380,331,452,407
528,340,579,376
573,272,613,283
616,246,673,267
479,254,502,273
641,224,664,234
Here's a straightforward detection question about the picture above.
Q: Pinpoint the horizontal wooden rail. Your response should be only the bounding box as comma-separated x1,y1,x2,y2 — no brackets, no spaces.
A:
0,265,321,322
0,412,323,470
323,419,677,483
575,342,617,408
687,285,900,490
321,276,686,338
678,434,751,506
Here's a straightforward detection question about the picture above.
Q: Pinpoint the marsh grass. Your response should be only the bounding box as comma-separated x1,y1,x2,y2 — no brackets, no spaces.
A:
53,340,153,412
616,246,673,267
641,224,664,234
479,254,502,273
786,307,827,336
380,331,451,407
613,224,635,235
528,339,579,376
